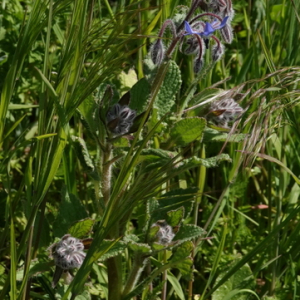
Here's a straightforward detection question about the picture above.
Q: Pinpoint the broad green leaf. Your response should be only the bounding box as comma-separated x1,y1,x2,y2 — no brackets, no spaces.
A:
148,225,160,240
169,241,194,278
155,60,182,116
173,224,206,243
17,261,53,281
71,136,99,180
118,69,138,94
128,242,152,254
178,154,232,171
170,117,206,146
68,218,95,239
78,95,101,135
203,128,247,143
170,241,193,260
152,242,166,251
166,207,184,227
53,186,88,238
98,240,127,261
212,263,256,300
129,77,151,114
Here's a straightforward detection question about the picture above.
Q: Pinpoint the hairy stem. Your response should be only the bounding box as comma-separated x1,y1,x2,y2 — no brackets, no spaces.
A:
123,255,147,296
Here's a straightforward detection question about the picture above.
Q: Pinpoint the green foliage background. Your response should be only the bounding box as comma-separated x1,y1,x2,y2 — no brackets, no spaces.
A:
1,0,300,300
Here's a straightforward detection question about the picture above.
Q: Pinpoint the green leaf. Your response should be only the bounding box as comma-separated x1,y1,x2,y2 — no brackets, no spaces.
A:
130,77,151,114
190,88,223,106
203,128,247,143
167,271,185,300
68,218,95,239
128,242,152,254
169,241,194,278
166,207,184,227
71,136,99,180
118,69,138,94
148,225,160,240
170,241,193,260
53,186,88,238
8,104,39,109
152,242,166,251
154,188,197,221
17,261,53,281
98,240,127,261
170,117,206,146
155,60,182,116
212,263,256,300
78,95,101,136
173,224,206,243
178,154,232,172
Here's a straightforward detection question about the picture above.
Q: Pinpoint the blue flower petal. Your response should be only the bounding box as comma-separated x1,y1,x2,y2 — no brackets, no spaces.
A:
214,16,229,30
184,21,195,35
201,22,215,37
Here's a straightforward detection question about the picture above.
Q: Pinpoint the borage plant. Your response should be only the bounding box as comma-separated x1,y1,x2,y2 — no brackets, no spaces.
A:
2,0,300,300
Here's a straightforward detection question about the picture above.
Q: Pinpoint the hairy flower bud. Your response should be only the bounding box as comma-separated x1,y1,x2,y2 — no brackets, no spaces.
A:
152,221,175,245
211,43,224,62
106,103,136,136
150,39,165,65
220,24,233,43
209,98,244,128
52,235,86,270
194,57,204,74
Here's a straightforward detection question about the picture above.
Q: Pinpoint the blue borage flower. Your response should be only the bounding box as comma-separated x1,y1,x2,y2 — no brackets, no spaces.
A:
184,16,228,38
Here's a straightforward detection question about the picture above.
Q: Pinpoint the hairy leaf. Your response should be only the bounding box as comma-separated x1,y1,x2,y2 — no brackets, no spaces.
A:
170,117,206,146
155,60,182,116
68,218,95,239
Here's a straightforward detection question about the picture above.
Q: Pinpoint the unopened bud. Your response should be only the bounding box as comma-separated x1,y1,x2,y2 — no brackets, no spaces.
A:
209,98,244,127
212,43,225,62
220,24,233,44
152,221,175,245
52,235,86,270
150,39,165,65
194,57,204,74
106,104,136,136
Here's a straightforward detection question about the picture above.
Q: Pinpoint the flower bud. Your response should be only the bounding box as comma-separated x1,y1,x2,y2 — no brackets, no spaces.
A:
220,24,233,44
52,235,86,270
211,43,224,62
194,57,204,74
150,39,165,65
106,104,136,136
209,98,244,127
151,221,175,245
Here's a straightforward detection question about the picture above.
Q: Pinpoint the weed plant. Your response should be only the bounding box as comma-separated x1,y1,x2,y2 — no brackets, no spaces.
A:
1,0,300,300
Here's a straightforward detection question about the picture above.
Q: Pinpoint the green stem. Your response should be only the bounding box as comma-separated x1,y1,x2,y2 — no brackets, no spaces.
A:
122,255,147,296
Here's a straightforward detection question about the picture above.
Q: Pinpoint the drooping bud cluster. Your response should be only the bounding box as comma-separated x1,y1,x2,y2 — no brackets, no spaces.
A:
149,0,234,73
151,220,175,245
209,98,244,128
106,103,136,136
51,235,86,270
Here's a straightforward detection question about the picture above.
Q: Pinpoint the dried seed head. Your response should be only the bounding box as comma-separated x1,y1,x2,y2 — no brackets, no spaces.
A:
220,23,234,43
209,98,244,127
106,103,136,136
152,221,175,245
52,235,86,270
211,43,224,62
150,39,165,65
